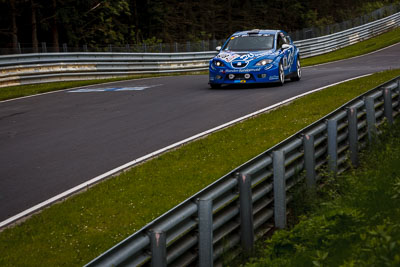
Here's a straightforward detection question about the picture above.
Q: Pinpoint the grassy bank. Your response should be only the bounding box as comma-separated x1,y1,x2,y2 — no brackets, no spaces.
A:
1,69,399,266
1,27,399,101
302,27,400,66
245,118,400,267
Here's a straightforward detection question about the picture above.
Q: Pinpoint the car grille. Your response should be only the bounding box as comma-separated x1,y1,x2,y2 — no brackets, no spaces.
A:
232,62,248,68
226,73,254,80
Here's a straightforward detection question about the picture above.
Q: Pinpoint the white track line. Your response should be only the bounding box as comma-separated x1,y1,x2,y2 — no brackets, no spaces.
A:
0,73,373,229
302,42,400,69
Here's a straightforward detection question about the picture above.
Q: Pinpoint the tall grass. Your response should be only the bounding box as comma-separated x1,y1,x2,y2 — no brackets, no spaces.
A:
245,120,400,266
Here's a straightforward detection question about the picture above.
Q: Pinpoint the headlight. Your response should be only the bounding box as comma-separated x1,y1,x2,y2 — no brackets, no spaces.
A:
255,59,273,66
213,60,225,67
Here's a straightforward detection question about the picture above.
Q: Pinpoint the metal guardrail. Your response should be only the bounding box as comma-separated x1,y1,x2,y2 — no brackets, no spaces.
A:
295,11,400,58
0,11,399,88
85,76,400,266
0,52,216,87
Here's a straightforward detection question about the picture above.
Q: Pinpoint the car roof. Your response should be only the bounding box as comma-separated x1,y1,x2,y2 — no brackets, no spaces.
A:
231,29,281,36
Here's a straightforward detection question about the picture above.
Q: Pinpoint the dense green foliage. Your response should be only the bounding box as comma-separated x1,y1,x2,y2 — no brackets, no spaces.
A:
0,69,399,266
0,0,399,50
245,119,400,267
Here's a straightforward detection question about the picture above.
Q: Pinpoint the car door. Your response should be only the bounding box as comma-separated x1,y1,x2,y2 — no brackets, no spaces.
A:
277,32,292,75
283,33,296,73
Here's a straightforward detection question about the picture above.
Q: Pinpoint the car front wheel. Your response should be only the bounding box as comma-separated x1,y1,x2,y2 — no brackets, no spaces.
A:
278,62,285,86
291,58,301,81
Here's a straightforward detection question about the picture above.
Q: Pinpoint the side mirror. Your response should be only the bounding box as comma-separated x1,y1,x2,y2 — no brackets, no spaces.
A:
216,46,221,51
281,44,290,50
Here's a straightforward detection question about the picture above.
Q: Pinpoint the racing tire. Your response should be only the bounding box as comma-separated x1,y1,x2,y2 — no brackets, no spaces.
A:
278,62,285,86
291,58,301,81
210,83,221,89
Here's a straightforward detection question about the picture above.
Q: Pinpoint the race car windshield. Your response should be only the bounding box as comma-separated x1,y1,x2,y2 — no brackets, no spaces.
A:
222,35,274,51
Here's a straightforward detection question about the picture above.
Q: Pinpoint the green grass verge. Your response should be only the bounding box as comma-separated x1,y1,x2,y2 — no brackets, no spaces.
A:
1,69,399,266
1,27,399,101
244,117,400,267
0,71,207,101
302,27,400,67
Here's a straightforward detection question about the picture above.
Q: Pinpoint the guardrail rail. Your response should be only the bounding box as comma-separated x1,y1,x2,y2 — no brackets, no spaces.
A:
84,76,400,266
0,11,399,88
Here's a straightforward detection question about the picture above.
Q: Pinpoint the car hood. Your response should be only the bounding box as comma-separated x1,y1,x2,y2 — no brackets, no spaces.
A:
215,50,276,63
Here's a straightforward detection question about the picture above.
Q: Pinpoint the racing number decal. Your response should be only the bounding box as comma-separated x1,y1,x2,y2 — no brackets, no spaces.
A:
283,56,288,69
283,47,294,70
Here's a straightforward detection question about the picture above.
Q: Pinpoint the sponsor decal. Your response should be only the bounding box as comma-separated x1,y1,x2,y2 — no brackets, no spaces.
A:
225,68,261,73
239,53,255,61
264,65,273,70
239,51,272,62
217,53,240,63
233,80,247,83
269,75,279,80
217,51,273,64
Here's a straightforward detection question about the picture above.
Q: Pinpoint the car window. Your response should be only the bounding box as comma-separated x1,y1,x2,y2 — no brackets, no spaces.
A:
284,34,291,44
223,35,274,51
277,34,285,48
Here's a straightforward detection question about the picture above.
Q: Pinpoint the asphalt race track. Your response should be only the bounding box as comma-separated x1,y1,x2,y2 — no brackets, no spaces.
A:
1,43,400,223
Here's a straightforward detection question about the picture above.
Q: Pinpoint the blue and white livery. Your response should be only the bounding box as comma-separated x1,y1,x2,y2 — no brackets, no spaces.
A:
209,29,301,88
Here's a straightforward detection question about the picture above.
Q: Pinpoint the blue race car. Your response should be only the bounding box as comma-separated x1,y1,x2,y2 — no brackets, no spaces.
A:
209,29,301,88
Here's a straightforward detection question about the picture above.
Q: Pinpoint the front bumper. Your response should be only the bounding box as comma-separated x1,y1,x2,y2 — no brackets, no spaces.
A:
209,63,280,85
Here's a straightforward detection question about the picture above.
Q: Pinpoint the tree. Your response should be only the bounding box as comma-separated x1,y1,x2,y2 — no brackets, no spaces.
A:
31,0,39,52
51,0,59,51
10,0,19,51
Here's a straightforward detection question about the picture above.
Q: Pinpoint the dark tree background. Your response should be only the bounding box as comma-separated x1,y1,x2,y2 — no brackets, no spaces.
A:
0,0,398,50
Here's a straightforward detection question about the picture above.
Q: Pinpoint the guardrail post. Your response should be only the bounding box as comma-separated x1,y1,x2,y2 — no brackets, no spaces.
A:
303,134,316,188
186,41,191,52
347,107,359,167
41,42,47,53
273,151,286,229
150,230,166,267
198,198,213,267
17,42,21,54
397,79,400,112
159,43,162,53
327,119,338,173
62,43,67,52
383,87,393,125
365,96,377,141
238,172,254,250
83,44,88,52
